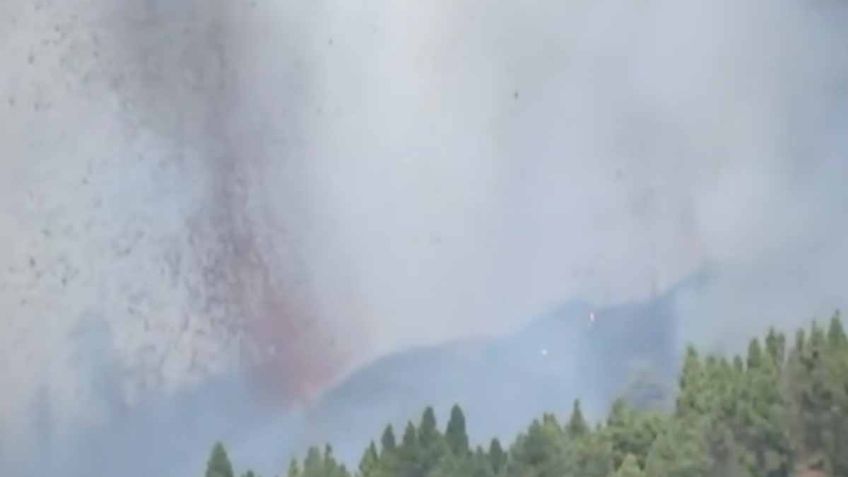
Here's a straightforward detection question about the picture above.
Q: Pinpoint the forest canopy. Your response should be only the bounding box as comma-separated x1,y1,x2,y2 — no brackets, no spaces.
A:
207,314,848,477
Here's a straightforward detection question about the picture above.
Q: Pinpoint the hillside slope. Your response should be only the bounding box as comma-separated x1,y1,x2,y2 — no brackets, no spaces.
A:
299,282,686,463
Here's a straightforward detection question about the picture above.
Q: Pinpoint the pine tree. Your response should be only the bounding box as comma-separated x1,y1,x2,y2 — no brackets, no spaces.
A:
395,421,420,477
381,425,397,454
765,328,786,368
747,338,764,370
827,311,846,348
417,407,446,476
677,346,705,417
566,399,588,438
445,404,469,455
419,407,438,444
488,438,506,474
302,447,323,477
377,425,401,477
206,442,235,477
359,441,379,477
418,407,443,455
401,421,417,449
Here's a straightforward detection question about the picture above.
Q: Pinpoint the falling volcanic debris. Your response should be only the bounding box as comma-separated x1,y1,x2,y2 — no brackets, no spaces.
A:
104,0,352,401
0,0,354,424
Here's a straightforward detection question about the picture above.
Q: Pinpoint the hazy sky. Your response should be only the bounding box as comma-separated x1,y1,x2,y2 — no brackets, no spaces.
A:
2,0,848,470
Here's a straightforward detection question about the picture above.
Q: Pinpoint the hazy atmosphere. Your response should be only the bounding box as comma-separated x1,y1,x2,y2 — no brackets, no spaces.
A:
2,0,848,476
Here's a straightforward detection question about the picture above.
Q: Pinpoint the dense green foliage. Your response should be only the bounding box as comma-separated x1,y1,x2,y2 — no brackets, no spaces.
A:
207,315,848,477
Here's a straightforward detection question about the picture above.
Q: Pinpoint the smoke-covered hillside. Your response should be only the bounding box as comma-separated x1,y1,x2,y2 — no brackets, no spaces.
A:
19,272,690,477
220,315,848,477
302,281,685,466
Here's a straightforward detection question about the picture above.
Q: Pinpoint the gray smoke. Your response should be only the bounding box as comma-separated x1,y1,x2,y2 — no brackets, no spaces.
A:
1,0,848,475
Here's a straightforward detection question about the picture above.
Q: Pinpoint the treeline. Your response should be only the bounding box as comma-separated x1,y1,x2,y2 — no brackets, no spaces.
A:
205,314,848,477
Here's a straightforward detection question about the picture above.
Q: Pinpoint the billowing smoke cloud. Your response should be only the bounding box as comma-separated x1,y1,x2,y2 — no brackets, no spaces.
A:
291,0,848,350
1,0,848,474
0,0,353,467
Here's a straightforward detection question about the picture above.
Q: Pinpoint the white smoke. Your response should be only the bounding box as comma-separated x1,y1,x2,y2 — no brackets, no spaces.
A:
1,0,848,473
